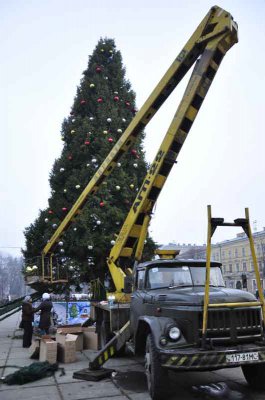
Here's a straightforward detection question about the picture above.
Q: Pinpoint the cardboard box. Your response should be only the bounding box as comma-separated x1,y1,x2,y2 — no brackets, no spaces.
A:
82,327,98,350
56,333,77,363
39,338,57,364
56,326,83,350
74,333,83,351
29,339,40,359
57,324,82,333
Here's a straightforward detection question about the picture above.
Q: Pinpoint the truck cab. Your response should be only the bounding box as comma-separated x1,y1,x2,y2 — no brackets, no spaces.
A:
130,259,265,399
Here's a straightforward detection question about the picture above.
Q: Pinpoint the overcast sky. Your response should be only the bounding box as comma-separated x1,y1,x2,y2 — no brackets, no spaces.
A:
1,0,265,257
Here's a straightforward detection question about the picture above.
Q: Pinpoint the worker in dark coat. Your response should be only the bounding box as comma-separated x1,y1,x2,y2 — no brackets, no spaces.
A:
34,293,53,334
21,296,34,348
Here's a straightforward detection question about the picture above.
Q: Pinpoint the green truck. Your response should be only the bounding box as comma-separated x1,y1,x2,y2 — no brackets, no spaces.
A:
129,258,265,399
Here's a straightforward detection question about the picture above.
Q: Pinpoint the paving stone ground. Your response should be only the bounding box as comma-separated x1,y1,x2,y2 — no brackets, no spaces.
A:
1,313,265,400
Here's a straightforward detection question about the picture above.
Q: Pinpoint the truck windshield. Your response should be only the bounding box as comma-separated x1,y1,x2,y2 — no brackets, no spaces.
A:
190,266,225,287
147,265,224,289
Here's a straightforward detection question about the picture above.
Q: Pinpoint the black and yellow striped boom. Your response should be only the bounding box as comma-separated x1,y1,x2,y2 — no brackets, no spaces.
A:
107,7,238,293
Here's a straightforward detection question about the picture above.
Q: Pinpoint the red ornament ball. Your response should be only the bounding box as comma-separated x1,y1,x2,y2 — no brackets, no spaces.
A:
96,66,102,73
48,210,53,214
108,137,113,143
99,201,105,207
125,101,131,107
97,97,103,103
131,149,137,155
80,100,86,105
84,140,90,145
113,96,119,102
68,155,73,160
62,207,68,212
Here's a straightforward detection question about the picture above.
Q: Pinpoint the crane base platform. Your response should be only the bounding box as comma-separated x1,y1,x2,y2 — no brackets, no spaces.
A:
73,368,114,381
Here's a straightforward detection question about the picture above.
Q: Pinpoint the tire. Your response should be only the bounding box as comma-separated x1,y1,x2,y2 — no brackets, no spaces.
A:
242,363,265,390
145,334,169,400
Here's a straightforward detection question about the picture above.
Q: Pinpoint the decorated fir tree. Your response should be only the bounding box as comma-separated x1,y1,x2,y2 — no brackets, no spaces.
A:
23,38,156,289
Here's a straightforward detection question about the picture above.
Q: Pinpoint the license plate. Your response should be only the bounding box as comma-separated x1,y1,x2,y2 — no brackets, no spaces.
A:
226,352,259,363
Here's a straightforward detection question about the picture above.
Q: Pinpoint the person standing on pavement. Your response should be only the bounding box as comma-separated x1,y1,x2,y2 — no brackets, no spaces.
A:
34,293,53,335
21,295,34,348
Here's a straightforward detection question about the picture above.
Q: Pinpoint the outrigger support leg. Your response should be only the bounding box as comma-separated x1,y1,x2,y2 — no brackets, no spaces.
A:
73,321,131,381
202,205,265,349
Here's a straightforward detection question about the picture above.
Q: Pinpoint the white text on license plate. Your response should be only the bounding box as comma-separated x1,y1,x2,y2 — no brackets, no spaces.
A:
226,352,259,363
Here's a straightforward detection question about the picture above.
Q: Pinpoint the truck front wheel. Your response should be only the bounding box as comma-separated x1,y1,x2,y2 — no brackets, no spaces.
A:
145,334,169,400
242,363,265,390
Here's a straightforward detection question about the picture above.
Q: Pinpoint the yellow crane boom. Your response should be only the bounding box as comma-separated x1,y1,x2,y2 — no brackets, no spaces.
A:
42,6,237,260
41,6,238,298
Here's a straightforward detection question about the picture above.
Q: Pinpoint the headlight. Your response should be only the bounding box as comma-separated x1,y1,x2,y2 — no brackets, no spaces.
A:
168,326,181,341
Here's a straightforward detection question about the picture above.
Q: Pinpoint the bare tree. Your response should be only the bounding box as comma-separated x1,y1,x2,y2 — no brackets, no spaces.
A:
0,252,26,300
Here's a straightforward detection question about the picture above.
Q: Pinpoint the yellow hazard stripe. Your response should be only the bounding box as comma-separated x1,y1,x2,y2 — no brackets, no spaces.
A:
165,356,179,367
104,350,109,361
178,356,188,366
190,355,199,365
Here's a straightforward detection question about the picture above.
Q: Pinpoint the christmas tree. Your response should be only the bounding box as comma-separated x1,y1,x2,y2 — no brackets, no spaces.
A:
23,38,156,290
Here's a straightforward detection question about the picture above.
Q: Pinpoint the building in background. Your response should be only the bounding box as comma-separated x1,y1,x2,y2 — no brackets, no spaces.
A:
212,228,265,293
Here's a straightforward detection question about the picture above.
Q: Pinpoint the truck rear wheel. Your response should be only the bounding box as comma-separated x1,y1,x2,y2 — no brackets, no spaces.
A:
242,363,265,390
145,334,169,400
